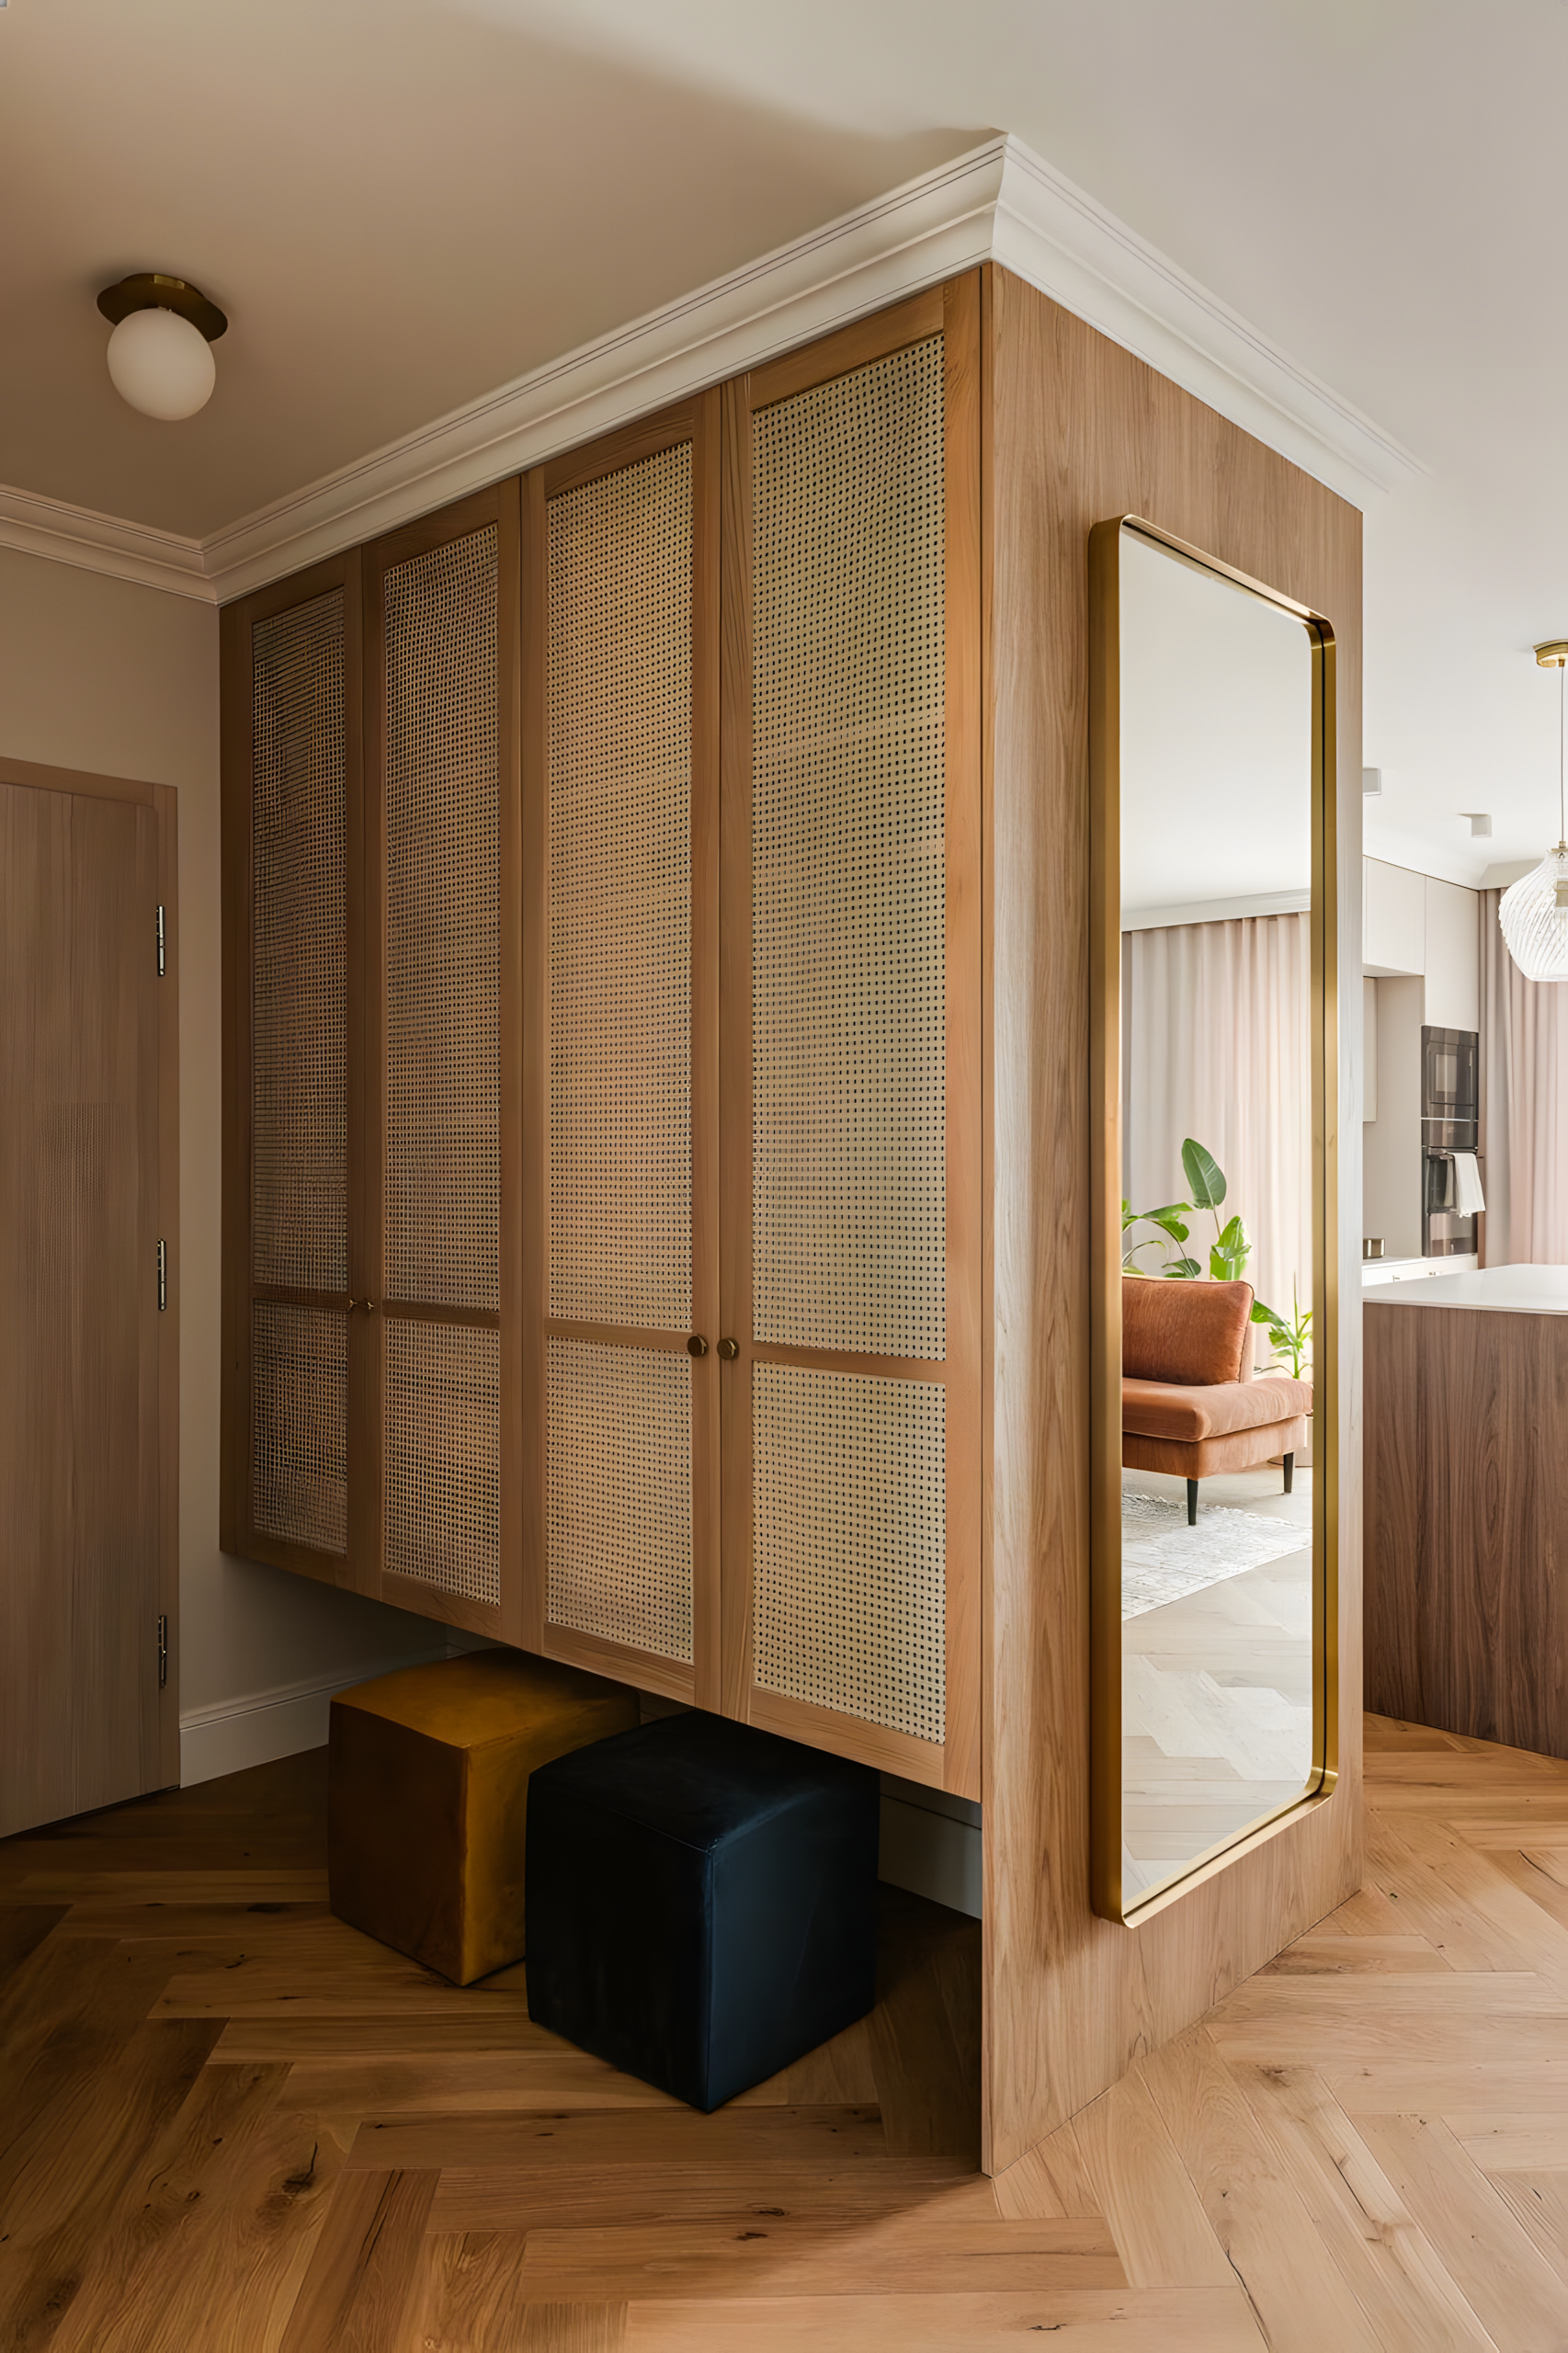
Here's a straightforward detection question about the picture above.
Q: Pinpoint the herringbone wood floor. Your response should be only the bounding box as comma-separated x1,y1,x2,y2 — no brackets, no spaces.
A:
5,1716,1568,2348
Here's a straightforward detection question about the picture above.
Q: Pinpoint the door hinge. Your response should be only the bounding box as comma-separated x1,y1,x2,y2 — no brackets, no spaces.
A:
155,904,165,978
156,1238,167,1313
157,1614,169,1689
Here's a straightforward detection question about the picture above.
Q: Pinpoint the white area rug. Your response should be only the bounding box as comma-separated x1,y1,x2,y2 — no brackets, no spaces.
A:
1121,1491,1311,1619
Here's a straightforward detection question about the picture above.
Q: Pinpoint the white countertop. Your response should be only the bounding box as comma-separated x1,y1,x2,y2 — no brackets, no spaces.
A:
1364,1263,1568,1314
1361,1254,1476,1287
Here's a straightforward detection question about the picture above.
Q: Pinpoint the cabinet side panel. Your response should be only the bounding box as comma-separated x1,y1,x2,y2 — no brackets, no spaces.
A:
983,266,1363,2170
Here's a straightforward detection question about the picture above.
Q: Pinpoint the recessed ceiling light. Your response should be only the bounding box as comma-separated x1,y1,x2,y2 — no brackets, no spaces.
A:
97,273,228,421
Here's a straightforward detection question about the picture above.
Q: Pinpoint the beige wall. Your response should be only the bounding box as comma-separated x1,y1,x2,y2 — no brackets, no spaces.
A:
0,546,439,1762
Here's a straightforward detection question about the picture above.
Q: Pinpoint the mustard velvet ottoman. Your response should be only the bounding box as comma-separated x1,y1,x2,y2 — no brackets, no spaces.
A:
327,1650,639,1985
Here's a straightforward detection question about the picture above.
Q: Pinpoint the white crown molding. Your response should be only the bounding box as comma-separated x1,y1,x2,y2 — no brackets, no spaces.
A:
0,133,1421,608
990,141,1422,508
0,481,206,598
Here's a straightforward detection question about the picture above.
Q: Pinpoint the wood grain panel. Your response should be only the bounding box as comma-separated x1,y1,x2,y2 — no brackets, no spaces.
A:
1364,1299,1568,1755
981,262,1363,2171
0,766,174,1836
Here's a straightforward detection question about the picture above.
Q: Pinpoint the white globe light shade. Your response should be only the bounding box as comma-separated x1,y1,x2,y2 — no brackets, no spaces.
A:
106,306,216,420
1498,843,1568,982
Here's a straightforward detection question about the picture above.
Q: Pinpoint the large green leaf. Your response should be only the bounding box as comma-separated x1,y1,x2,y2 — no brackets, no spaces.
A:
1163,1256,1202,1279
1180,1138,1226,1210
1210,1214,1251,1281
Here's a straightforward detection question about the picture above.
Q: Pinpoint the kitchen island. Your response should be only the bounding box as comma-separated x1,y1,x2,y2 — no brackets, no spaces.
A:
1365,1264,1568,1756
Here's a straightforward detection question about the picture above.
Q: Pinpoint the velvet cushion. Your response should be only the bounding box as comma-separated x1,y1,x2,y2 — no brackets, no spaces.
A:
1122,1275,1254,1386
525,1710,879,2113
327,1651,639,1986
1121,1373,1313,1444
1122,1415,1309,1480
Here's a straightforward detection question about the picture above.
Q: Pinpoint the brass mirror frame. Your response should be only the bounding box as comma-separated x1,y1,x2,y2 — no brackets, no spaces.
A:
1088,515,1340,1927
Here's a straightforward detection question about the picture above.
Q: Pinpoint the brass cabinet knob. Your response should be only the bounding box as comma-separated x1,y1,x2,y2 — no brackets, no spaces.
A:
717,1336,740,1361
687,1334,709,1358
364,1299,377,1313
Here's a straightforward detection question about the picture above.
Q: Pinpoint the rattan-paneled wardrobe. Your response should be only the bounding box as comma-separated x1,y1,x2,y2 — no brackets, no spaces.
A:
223,257,1364,2169
222,278,981,1801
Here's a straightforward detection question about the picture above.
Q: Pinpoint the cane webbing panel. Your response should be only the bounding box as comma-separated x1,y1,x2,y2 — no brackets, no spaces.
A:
752,337,946,1359
384,1316,500,1608
547,446,693,1329
384,526,499,1313
251,592,347,1292
546,1337,692,1662
252,1302,347,1554
753,1362,944,1744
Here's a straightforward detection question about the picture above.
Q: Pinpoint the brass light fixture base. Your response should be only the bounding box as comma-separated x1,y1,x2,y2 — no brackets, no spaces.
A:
1535,641,1568,668
97,273,227,343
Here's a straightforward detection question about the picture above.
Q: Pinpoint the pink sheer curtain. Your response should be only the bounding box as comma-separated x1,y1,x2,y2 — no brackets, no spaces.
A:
1122,913,1312,1326
1479,887,1568,1264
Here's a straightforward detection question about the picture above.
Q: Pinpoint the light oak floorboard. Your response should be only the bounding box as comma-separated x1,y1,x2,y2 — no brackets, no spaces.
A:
6,1717,1568,2348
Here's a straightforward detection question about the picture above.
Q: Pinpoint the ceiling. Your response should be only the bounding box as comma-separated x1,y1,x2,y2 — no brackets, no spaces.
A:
5,0,1567,884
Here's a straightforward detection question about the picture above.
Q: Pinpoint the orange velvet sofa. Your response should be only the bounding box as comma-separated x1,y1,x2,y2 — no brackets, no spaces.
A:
1121,1277,1311,1525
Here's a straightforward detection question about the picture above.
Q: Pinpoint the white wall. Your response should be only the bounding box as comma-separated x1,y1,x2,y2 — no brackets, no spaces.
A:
0,548,449,1783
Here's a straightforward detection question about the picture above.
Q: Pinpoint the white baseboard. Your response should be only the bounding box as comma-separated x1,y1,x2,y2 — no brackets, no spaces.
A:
878,1780,983,1918
178,1639,488,1786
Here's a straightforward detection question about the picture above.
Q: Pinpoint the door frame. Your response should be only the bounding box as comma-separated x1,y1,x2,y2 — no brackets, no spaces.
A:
0,750,180,1794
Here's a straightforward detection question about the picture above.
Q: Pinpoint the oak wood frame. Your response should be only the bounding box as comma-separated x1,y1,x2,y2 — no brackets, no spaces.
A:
981,261,1363,2176
719,275,983,1798
220,553,366,1596
361,484,522,1641
0,750,180,1797
1085,515,1340,1926
520,393,722,1704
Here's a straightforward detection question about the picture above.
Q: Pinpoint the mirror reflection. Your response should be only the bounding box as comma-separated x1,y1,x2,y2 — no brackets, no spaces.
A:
1117,527,1319,1906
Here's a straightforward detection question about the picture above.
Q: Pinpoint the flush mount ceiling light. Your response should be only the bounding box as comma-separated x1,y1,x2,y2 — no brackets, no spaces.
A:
1499,641,1568,982
97,273,227,421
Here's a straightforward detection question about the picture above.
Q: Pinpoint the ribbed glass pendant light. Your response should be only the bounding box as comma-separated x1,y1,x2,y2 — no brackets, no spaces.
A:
1499,641,1568,982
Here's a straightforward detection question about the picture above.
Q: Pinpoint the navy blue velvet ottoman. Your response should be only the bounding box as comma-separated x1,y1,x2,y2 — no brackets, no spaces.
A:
524,1710,879,2111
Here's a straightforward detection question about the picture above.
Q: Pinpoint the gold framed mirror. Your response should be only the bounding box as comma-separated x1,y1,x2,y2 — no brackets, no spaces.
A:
1089,516,1338,1926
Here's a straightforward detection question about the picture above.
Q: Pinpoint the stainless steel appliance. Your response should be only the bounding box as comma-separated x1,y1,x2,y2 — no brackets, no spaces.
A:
1421,1025,1483,1256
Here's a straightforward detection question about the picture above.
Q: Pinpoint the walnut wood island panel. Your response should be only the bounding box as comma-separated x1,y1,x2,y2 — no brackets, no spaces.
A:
1365,1266,1568,1757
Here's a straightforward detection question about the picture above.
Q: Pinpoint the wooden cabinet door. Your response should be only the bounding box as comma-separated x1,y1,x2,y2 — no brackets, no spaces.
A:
222,557,368,1592
2,760,176,1833
520,396,721,1703
362,486,522,1639
719,278,982,1796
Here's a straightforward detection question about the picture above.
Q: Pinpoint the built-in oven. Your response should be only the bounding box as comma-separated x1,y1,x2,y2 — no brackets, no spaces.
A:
1421,1025,1483,1256
1422,1025,1478,1145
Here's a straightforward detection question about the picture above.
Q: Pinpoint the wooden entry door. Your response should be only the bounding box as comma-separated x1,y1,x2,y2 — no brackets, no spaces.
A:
0,757,177,1836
